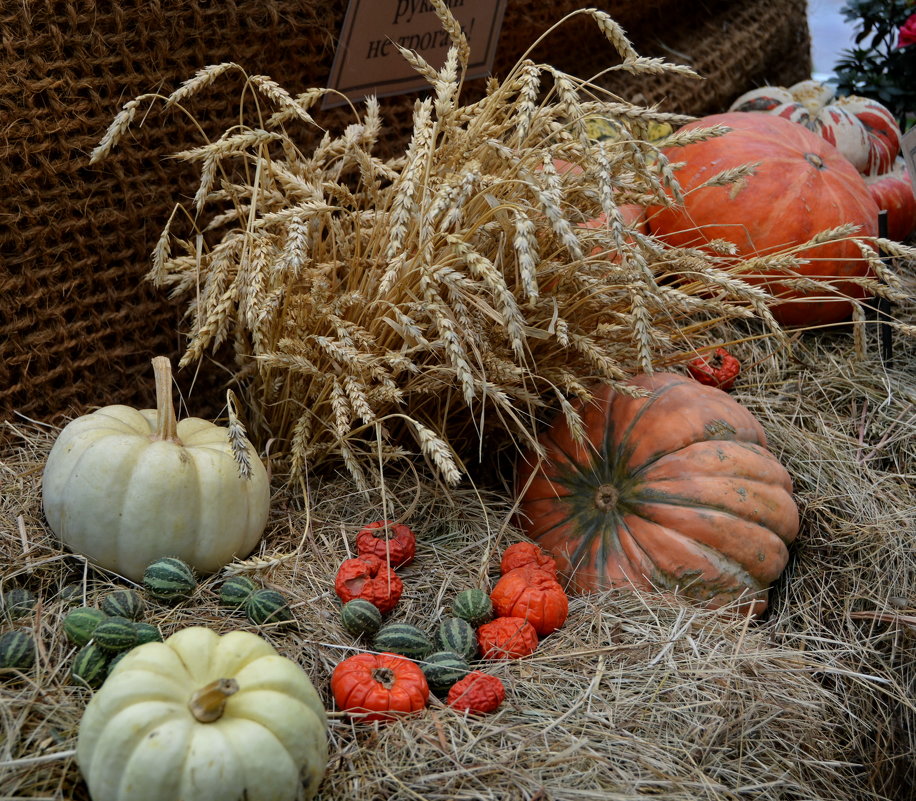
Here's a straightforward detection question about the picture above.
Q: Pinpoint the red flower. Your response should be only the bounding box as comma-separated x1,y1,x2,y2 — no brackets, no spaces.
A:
898,13,916,48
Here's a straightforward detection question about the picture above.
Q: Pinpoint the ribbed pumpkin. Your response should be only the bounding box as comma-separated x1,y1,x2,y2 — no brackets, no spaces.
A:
515,372,799,615
77,627,328,801
42,357,270,582
648,112,880,327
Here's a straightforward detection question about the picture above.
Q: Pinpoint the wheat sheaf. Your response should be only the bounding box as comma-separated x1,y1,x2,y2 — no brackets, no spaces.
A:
91,3,911,489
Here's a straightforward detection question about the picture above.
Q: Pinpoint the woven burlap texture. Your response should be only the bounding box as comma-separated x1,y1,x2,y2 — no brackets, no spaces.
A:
1,0,810,426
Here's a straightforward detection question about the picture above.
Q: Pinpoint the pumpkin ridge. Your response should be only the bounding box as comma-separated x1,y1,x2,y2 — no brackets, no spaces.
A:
624,517,766,600
609,378,769,471
218,707,299,780
631,499,791,580
102,440,147,574
637,440,791,486
631,476,799,545
112,715,191,800
106,702,189,753
523,506,578,546
613,515,658,584
604,381,680,474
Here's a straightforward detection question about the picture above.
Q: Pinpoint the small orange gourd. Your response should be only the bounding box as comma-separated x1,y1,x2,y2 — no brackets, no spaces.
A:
477,617,538,660
490,566,569,636
330,652,429,723
500,542,558,578
333,554,403,614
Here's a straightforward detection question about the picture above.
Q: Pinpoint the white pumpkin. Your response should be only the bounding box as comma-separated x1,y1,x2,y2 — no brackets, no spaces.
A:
786,78,836,114
730,80,902,177
42,357,270,581
77,627,328,801
807,104,873,173
832,95,901,175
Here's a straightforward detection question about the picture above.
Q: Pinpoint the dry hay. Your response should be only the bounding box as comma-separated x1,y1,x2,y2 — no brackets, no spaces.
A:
86,3,911,491
4,4,916,799
2,290,916,800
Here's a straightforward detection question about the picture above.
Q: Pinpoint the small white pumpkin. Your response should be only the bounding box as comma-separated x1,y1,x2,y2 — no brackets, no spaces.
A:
77,627,328,801
42,357,270,581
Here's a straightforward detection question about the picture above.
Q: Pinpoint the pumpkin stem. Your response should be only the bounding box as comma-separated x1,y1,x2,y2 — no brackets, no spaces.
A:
372,667,396,689
188,678,239,723
594,484,619,512
805,153,826,170
151,356,180,443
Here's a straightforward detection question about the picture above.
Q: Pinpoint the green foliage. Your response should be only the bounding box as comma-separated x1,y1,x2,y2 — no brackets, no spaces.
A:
834,0,916,127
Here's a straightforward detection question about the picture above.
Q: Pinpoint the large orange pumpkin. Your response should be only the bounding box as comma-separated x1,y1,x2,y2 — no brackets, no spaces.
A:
515,372,799,615
647,112,880,327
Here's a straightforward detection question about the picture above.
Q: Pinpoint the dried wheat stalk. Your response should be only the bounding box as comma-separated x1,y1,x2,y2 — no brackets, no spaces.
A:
91,5,909,486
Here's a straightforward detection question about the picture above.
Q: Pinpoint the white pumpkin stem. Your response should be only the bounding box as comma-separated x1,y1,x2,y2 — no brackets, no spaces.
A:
188,678,239,723
151,356,180,442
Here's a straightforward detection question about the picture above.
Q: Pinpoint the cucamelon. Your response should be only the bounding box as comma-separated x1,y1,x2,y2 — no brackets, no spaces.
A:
0,630,36,672
219,575,258,608
92,616,139,652
100,589,145,620
421,650,470,694
372,622,434,660
134,622,163,644
340,598,383,637
435,616,478,661
3,588,37,620
59,583,84,606
246,589,293,627
71,643,110,689
63,607,108,647
452,588,493,627
142,557,197,603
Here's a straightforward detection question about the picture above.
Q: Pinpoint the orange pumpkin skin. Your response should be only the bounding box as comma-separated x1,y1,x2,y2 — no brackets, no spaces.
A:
648,112,880,327
330,652,429,723
477,617,539,659
500,542,558,578
355,520,417,567
490,566,569,636
447,671,506,715
333,554,403,614
866,161,916,241
515,372,799,615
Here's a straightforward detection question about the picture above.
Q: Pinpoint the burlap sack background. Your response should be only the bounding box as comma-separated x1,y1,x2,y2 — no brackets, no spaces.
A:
0,0,811,427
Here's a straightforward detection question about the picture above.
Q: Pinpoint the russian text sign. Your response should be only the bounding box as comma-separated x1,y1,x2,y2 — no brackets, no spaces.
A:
325,0,508,108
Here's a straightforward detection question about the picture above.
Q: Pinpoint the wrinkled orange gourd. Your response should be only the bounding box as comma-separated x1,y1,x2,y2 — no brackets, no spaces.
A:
490,566,569,636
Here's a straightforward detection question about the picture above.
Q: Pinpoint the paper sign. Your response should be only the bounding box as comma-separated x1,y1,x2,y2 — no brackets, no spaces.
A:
902,125,916,195
324,0,508,108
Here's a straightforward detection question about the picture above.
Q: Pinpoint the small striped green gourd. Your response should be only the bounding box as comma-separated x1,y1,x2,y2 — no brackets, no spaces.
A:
435,617,478,661
219,575,258,608
372,622,434,660
3,588,37,620
421,650,470,694
63,607,108,647
134,623,163,644
452,589,493,627
100,589,145,621
71,643,110,688
92,616,139,652
340,598,383,637
142,557,197,603
245,589,293,626
59,583,84,606
0,630,36,672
